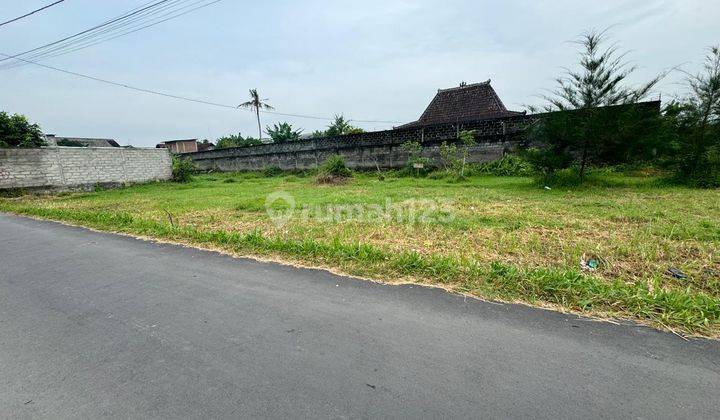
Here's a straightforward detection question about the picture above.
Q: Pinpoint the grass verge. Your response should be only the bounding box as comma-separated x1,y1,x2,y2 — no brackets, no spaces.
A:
1,201,718,338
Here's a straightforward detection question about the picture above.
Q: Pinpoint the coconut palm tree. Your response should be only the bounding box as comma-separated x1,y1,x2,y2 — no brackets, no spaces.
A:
238,89,274,139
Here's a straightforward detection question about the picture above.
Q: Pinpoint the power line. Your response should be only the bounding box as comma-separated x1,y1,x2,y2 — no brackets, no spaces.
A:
0,0,66,28
1,0,219,69
0,0,175,64
1,52,406,125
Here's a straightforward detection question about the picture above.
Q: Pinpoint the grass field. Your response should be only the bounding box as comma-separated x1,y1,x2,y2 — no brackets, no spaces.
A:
2,171,719,337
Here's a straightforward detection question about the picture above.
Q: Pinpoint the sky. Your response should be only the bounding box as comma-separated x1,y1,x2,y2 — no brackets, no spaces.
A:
0,0,718,147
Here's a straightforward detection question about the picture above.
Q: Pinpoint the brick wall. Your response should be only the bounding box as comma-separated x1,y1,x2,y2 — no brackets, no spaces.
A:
184,114,534,171
0,147,172,191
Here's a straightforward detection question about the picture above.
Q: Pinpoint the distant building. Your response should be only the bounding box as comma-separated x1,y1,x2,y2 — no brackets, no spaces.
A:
45,134,120,147
156,139,215,153
157,139,199,153
397,80,525,128
197,140,216,152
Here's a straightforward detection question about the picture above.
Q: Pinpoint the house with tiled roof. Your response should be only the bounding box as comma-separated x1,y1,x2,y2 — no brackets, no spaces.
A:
398,80,524,128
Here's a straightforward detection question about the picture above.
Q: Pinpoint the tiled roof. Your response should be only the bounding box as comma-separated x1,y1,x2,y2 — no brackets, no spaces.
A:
399,80,523,128
45,135,120,147
163,139,198,144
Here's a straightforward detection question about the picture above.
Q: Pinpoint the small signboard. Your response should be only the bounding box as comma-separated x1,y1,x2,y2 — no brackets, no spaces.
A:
413,163,425,169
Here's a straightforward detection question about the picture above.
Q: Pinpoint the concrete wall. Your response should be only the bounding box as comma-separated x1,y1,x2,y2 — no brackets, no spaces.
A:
184,114,533,171
0,147,172,191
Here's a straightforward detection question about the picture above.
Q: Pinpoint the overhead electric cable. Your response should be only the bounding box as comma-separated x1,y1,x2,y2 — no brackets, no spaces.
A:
0,0,175,64
5,0,222,68
0,0,210,68
0,52,406,125
0,0,66,28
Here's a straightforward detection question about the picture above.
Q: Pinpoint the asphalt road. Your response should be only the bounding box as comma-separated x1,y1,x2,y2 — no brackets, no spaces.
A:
1,213,718,419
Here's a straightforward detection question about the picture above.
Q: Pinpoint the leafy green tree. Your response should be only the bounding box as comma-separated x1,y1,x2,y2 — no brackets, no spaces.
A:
216,134,241,149
528,30,664,182
238,89,274,140
0,111,45,148
309,115,364,138
325,115,364,136
216,133,262,149
665,46,720,186
266,122,302,143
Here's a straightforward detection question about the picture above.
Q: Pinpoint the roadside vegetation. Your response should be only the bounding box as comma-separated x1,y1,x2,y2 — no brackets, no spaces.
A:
1,169,718,337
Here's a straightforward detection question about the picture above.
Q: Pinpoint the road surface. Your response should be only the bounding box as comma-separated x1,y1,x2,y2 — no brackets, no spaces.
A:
1,213,718,419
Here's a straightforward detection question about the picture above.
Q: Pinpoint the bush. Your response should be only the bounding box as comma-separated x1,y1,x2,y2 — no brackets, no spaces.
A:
473,155,534,177
670,145,720,188
316,155,352,184
401,140,432,177
436,130,477,180
262,166,283,177
171,156,195,182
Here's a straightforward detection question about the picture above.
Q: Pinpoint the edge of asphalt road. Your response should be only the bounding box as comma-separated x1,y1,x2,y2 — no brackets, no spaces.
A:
1,211,719,371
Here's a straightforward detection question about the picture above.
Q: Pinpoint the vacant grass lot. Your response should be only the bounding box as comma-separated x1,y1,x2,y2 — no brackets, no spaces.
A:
2,172,719,337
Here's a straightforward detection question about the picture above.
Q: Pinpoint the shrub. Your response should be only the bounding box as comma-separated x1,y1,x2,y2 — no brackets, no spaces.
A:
262,166,283,177
521,146,574,184
171,156,195,182
473,155,534,177
434,130,478,180
316,155,352,184
401,140,432,177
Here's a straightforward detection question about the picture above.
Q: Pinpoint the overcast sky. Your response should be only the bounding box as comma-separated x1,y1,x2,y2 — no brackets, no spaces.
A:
0,0,718,146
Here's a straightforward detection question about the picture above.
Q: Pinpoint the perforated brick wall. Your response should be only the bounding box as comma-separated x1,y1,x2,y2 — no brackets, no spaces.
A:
184,114,533,171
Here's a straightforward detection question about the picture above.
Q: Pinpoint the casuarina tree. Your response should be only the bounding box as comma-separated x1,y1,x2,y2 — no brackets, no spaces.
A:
665,46,720,186
527,30,664,182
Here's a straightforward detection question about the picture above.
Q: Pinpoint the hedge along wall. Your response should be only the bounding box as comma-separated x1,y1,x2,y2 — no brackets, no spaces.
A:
0,147,172,191
183,114,535,171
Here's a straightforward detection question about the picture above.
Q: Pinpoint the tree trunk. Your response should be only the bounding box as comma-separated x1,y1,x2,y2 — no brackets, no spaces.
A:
256,108,262,140
578,141,589,183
